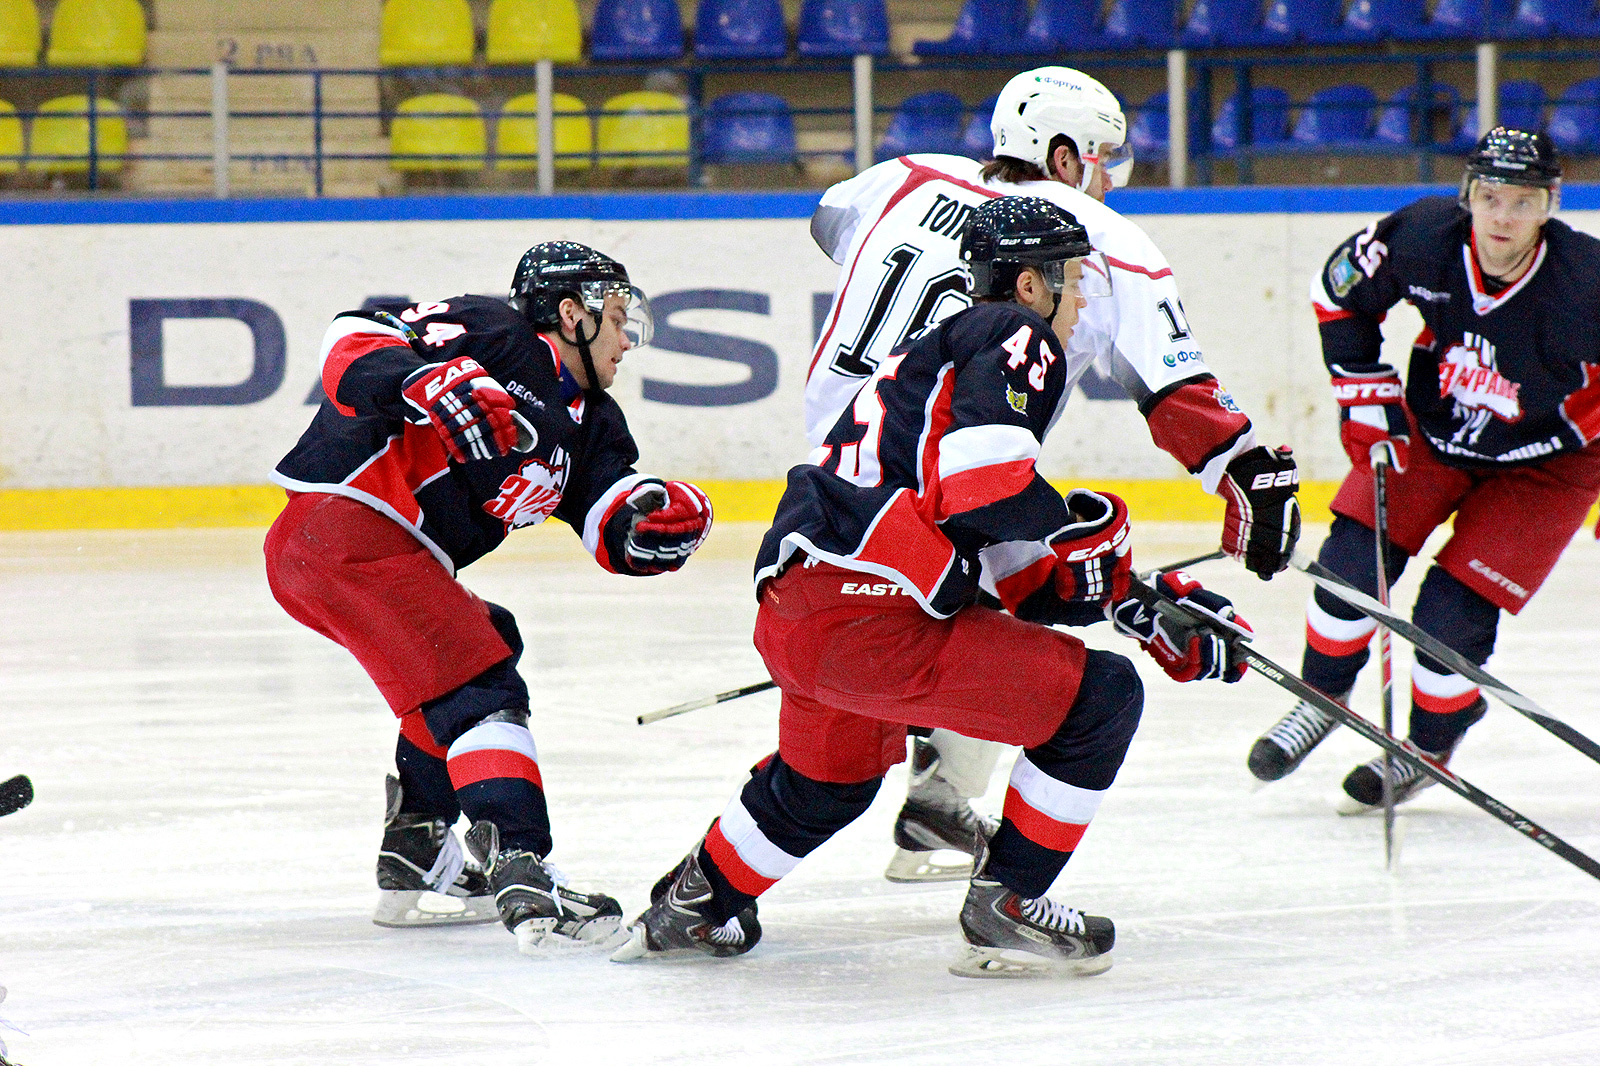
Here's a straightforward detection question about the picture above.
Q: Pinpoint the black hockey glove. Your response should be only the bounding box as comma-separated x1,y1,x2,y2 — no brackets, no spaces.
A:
608,481,713,575
1219,445,1301,579
401,356,534,463
1108,571,1251,684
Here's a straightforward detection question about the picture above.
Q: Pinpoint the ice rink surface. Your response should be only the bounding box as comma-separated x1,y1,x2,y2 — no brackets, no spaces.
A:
3,519,1599,1066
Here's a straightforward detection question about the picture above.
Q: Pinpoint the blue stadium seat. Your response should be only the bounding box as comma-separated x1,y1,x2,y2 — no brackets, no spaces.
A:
1503,0,1600,34
1548,77,1600,152
1375,83,1461,146
1100,0,1176,47
1128,88,1209,158
702,91,796,162
796,0,888,55
999,0,1105,52
1453,80,1547,149
1211,86,1291,150
591,0,685,60
1291,84,1376,145
1259,0,1342,41
962,93,999,158
694,0,786,58
1180,0,1267,46
1392,0,1509,37
1326,0,1426,39
876,90,965,161
914,0,1027,54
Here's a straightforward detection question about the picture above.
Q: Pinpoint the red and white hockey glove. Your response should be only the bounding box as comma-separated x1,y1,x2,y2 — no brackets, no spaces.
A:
1049,488,1133,609
402,356,530,463
1220,445,1302,579
1108,570,1252,684
619,481,713,574
1331,363,1409,472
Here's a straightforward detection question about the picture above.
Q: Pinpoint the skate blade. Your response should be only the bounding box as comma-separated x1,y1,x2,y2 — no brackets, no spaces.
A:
609,923,650,963
514,915,627,956
372,891,498,928
884,847,975,884
947,944,1113,979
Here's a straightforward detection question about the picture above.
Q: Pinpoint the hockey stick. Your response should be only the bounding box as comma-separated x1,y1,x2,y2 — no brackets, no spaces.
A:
1371,450,1398,869
1126,578,1600,883
637,552,1228,727
0,774,32,817
1289,552,1600,767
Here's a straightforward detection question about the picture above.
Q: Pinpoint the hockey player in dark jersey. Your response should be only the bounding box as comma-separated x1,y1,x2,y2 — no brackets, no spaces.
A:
1247,128,1600,809
263,242,715,952
612,197,1253,977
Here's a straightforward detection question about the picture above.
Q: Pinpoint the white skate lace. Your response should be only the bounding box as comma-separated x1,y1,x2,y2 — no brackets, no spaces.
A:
1018,895,1087,936
705,915,746,946
424,830,468,892
1264,701,1336,757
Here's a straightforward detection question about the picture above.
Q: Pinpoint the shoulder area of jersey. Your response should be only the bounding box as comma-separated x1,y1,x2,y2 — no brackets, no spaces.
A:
888,152,989,184
998,178,1153,251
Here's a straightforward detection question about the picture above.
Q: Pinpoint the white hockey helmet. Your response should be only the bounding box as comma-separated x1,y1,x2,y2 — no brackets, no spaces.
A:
990,67,1133,192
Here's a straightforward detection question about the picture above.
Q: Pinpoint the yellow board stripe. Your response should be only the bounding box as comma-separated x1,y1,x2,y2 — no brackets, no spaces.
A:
0,479,1370,531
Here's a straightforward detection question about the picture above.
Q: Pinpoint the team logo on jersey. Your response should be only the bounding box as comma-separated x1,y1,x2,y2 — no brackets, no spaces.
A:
1006,384,1028,414
1438,333,1522,431
1327,249,1361,297
483,447,569,529
1214,385,1243,414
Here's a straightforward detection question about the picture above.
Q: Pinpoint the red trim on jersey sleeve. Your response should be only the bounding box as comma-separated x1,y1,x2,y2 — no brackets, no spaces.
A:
992,554,1056,614
939,459,1038,514
589,482,640,575
322,333,410,417
1104,255,1173,281
1314,303,1357,324
703,819,780,896
1002,785,1090,852
919,369,957,509
1561,364,1600,444
445,747,544,790
856,490,956,599
1144,380,1252,472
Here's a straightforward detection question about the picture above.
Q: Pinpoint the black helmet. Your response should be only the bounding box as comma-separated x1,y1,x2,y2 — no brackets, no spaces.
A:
1462,126,1562,210
509,240,653,347
960,196,1094,300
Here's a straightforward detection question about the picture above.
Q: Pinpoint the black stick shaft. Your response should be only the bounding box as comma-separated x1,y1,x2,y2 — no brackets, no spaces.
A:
1373,454,1397,868
1129,578,1600,883
1291,552,1600,766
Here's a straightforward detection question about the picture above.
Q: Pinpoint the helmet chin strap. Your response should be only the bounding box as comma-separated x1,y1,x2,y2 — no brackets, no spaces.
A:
561,309,604,396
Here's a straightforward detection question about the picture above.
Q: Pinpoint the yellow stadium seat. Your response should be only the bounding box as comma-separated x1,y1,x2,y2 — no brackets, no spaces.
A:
486,0,582,63
45,0,145,66
0,100,21,173
380,0,475,65
27,94,126,172
391,93,486,170
497,92,591,170
597,90,688,168
0,0,42,66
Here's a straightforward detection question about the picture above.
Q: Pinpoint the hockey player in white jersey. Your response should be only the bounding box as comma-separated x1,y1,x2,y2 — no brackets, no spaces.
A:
807,66,1302,884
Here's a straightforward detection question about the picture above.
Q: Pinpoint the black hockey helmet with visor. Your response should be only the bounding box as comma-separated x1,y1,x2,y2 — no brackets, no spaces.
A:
510,240,654,349
960,196,1103,323
1460,126,1562,215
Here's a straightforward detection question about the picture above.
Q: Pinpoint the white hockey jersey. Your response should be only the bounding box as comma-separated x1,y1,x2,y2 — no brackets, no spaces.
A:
807,153,1256,493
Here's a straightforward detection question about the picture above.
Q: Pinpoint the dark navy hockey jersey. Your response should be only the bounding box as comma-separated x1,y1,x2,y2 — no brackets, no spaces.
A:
755,301,1078,618
273,295,658,574
1314,196,1600,468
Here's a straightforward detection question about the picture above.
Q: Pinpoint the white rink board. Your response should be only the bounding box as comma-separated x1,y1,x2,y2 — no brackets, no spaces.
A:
4,209,1599,489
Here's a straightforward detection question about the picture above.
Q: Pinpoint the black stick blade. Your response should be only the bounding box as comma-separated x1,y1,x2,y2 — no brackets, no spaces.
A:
0,774,33,816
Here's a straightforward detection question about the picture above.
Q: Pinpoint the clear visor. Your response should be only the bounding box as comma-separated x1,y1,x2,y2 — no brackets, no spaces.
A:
1039,252,1112,299
1462,175,1559,219
581,280,654,347
1098,141,1135,188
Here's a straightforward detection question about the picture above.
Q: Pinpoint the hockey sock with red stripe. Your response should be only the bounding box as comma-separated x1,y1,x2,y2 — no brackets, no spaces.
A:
446,716,552,855
1301,517,1407,697
986,650,1142,898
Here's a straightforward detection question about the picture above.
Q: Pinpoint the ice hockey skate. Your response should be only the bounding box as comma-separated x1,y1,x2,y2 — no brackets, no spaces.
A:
885,738,999,883
1338,698,1486,814
1247,695,1347,783
373,775,496,927
463,820,624,953
610,848,761,961
950,841,1115,978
